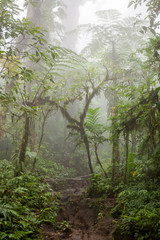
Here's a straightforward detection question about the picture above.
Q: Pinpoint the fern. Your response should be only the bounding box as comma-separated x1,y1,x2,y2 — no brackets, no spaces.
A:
0,161,60,239
7,230,33,240
86,107,101,127
49,46,87,75
0,201,20,220
75,9,146,59
85,107,107,139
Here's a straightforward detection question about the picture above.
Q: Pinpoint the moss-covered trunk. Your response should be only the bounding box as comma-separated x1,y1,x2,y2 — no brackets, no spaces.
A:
81,127,94,174
17,115,30,175
124,131,129,183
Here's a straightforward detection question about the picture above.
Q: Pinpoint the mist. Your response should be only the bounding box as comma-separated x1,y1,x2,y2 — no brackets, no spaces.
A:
0,0,152,176
1,0,160,239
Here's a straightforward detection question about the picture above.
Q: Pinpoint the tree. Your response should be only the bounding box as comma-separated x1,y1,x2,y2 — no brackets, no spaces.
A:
85,107,108,176
44,61,109,174
129,0,160,30
0,0,86,175
25,0,65,44
73,8,153,181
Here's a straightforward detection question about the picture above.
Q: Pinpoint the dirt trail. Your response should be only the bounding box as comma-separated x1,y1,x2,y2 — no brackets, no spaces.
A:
43,176,115,240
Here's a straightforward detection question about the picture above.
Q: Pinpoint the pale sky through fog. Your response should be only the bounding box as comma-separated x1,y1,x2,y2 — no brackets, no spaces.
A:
77,0,146,52
78,0,129,52
16,0,146,52
79,0,129,24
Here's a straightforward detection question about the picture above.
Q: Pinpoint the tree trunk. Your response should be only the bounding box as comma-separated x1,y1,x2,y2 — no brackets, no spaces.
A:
131,130,136,153
0,111,7,138
111,41,120,182
112,131,120,181
29,119,36,152
94,143,107,177
81,127,93,174
124,131,129,183
33,110,50,169
17,115,30,175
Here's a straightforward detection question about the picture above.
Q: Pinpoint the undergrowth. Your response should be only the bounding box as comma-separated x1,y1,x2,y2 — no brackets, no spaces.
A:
87,173,124,197
87,168,160,240
0,160,60,240
112,155,160,240
113,181,160,240
87,173,114,197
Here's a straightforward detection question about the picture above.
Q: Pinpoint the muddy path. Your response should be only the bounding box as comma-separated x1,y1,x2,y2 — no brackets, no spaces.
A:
43,176,115,240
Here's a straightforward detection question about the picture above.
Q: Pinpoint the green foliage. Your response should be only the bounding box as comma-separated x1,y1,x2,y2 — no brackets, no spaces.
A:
0,0,160,239
89,198,105,212
86,107,101,129
128,0,160,30
85,107,107,144
113,180,160,239
84,107,108,175
38,159,77,179
58,220,71,232
0,0,87,174
126,153,137,180
87,174,113,197
0,160,60,240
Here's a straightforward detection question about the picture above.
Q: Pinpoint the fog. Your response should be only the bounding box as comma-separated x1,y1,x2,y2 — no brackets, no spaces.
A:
0,1,159,238
79,0,129,24
0,0,152,178
17,0,147,52
62,0,147,51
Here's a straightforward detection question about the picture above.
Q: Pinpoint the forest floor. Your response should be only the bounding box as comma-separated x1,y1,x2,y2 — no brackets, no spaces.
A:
42,176,116,240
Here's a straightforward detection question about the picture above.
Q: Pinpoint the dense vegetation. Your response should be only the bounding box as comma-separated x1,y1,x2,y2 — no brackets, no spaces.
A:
0,160,60,239
0,0,160,239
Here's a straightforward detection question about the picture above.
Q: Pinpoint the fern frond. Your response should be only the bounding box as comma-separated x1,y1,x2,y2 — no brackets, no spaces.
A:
8,230,33,240
0,202,20,220
86,107,101,129
85,107,107,143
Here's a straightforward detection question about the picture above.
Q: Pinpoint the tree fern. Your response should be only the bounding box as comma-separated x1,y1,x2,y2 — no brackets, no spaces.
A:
75,9,147,59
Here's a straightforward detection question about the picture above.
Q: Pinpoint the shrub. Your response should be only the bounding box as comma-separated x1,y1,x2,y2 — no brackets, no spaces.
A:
87,174,114,197
113,182,160,240
0,160,60,240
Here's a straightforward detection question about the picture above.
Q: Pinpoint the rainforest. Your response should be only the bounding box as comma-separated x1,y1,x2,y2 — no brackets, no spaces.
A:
0,0,160,239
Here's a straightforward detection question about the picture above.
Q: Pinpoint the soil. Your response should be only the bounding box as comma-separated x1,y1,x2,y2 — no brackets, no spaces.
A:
43,176,116,240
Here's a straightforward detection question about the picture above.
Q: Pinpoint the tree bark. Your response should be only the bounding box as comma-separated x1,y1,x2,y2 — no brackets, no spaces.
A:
17,115,30,175
112,131,120,181
124,131,129,183
81,128,94,174
33,110,50,169
29,119,36,152
94,143,107,177
131,130,136,153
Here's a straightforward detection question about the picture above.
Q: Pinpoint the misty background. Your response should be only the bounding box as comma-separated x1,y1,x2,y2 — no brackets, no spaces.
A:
1,0,149,177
